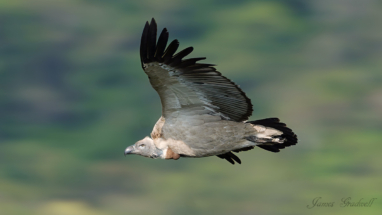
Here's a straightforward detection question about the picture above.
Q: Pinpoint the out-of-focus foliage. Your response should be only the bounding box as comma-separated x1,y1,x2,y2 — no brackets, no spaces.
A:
1,0,381,214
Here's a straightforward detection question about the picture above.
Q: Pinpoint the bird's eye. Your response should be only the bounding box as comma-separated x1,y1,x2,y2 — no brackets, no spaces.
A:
139,144,145,148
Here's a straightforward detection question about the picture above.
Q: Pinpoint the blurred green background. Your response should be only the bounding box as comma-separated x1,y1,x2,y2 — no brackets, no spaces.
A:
1,0,381,214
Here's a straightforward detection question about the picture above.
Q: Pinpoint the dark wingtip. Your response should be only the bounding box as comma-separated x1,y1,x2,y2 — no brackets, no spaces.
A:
147,19,157,61
156,28,169,61
163,39,180,63
169,46,194,67
140,21,150,66
217,152,242,165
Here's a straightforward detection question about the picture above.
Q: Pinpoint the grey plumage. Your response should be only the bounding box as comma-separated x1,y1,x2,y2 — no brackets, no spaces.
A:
124,18,298,164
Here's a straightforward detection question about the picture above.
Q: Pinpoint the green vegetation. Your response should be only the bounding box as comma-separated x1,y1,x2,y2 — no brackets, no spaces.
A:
1,0,381,214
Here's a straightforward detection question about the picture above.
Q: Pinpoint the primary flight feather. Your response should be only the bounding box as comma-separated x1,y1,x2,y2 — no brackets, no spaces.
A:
124,18,298,164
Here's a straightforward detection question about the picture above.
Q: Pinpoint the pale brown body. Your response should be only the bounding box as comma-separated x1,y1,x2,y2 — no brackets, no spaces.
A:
152,116,281,159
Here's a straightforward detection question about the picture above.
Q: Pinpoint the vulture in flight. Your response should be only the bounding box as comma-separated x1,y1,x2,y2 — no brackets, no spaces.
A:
124,18,298,164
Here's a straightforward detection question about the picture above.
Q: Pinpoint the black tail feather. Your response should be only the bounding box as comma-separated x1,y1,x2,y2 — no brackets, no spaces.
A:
247,118,298,153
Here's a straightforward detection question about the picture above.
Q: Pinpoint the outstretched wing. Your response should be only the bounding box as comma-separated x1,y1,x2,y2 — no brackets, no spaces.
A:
140,18,253,122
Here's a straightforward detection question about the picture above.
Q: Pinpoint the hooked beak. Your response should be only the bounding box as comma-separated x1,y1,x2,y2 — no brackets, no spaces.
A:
124,146,135,156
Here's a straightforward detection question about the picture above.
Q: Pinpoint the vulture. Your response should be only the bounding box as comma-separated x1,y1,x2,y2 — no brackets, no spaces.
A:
124,18,298,164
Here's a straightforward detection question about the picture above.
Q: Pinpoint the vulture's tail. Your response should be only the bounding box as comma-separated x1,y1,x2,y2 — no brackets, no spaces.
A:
246,118,298,152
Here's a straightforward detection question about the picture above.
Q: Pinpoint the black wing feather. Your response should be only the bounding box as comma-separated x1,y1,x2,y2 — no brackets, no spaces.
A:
177,58,206,68
169,47,194,67
147,18,157,61
163,40,179,64
155,28,169,61
217,152,242,165
140,22,150,65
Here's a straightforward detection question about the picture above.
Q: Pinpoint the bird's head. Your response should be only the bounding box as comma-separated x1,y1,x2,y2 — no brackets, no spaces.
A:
124,136,162,159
